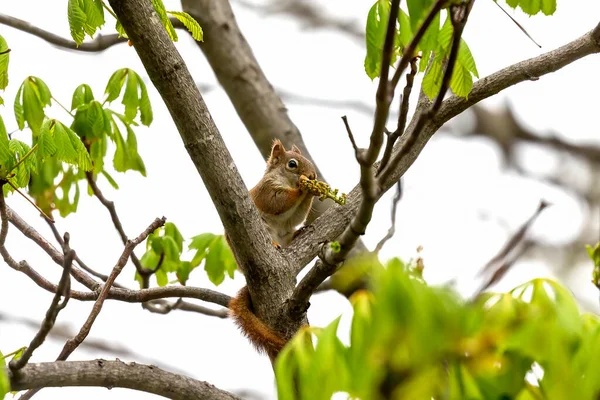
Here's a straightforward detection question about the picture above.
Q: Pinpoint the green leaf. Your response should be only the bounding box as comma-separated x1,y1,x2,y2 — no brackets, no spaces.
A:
407,0,434,31
397,9,413,50
71,83,95,110
68,0,87,45
100,169,119,189
21,77,52,135
499,0,556,16
457,38,479,79
449,64,472,98
38,119,58,161
0,35,9,91
8,139,33,188
122,70,139,121
111,117,146,176
164,222,184,252
138,78,153,126
205,236,226,285
0,116,11,166
167,11,203,41
115,19,128,38
0,351,10,399
421,57,443,99
364,0,391,80
152,0,178,41
82,0,105,36
104,69,128,103
52,121,93,170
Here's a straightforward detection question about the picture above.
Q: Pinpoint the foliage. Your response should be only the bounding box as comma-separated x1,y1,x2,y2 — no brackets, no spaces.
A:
364,0,557,99
66,0,203,44
136,225,238,288
276,254,600,400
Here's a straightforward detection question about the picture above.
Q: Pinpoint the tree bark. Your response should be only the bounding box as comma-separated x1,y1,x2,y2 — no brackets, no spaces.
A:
8,360,240,400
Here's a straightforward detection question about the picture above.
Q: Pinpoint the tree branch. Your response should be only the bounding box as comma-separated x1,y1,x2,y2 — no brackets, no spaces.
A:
8,235,74,371
285,22,600,276
0,13,127,52
56,217,166,362
85,172,153,285
108,0,299,339
8,360,240,400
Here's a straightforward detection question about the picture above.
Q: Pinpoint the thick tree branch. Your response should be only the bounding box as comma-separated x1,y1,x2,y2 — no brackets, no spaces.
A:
8,360,240,400
108,0,300,338
286,23,600,276
180,0,358,230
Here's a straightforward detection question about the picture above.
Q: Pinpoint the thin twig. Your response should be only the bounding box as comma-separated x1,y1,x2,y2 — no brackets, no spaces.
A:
477,201,549,281
378,1,474,187
375,178,403,253
492,0,541,48
55,217,165,362
85,172,153,285
9,235,74,371
287,2,475,316
6,180,54,223
342,115,360,160
44,218,127,289
389,0,446,89
378,57,419,174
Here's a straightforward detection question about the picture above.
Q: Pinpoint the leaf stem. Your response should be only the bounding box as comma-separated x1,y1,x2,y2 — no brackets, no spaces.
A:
8,143,38,174
51,96,74,118
1,346,26,360
102,1,119,20
6,180,55,223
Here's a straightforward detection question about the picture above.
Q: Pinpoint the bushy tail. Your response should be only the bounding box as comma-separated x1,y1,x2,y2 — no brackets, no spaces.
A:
229,286,286,362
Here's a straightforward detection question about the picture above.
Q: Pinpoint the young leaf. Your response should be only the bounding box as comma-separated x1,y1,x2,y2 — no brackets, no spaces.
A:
68,0,87,45
0,35,9,92
205,237,226,285
13,84,24,130
71,83,95,110
21,77,52,134
364,0,391,80
0,116,11,166
53,121,93,170
38,119,58,161
104,69,128,103
0,351,10,399
123,70,139,121
167,11,204,41
151,0,178,41
421,56,443,99
82,0,105,36
138,78,153,126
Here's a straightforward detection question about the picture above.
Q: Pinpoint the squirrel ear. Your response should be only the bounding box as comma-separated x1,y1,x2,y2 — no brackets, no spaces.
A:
291,145,302,155
270,139,285,160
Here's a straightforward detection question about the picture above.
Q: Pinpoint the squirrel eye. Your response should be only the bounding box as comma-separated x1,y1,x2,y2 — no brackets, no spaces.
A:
287,159,298,169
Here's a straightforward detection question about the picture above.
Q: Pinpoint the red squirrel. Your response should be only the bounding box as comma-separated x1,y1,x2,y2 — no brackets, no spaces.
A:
228,139,317,362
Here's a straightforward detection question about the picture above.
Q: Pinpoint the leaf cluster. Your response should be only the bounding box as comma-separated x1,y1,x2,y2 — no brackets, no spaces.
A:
67,0,203,45
136,225,238,288
276,255,600,400
364,0,556,99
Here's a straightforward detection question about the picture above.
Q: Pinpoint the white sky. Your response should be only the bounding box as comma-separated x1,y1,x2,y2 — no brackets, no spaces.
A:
0,1,599,399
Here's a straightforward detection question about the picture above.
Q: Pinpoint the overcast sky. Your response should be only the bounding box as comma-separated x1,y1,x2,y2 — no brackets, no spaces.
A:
1,1,599,399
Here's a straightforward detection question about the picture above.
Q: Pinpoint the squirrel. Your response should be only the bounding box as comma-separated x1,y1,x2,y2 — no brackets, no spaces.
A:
228,139,317,362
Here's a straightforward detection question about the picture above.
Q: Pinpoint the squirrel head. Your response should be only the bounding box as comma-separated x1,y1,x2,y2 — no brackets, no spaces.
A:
266,139,317,186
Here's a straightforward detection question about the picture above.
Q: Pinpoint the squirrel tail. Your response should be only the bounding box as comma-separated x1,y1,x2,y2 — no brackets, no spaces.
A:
229,286,287,362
